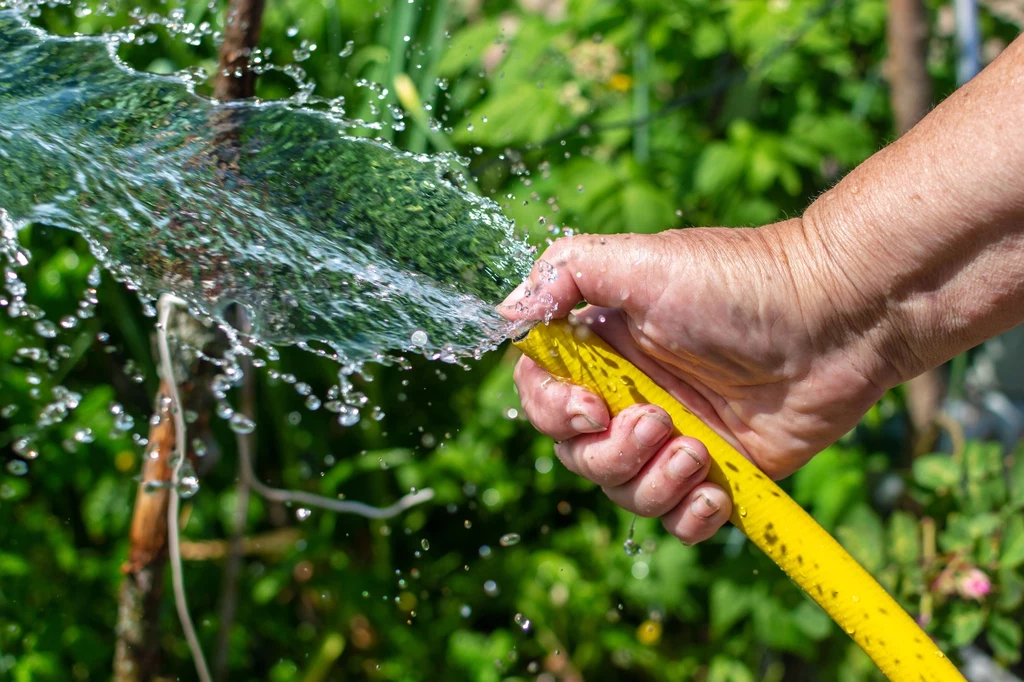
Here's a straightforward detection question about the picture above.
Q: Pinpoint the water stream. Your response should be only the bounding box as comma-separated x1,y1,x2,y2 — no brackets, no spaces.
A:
0,7,533,368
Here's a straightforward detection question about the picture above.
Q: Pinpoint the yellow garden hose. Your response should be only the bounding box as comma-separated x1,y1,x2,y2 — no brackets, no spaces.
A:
514,318,965,682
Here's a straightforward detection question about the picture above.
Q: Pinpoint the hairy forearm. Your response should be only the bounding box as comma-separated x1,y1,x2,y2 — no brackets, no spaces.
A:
795,34,1024,387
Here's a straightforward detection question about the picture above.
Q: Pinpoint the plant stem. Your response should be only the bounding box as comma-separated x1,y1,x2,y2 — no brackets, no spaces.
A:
159,295,213,682
213,310,255,682
407,0,449,153
632,14,649,164
382,0,421,143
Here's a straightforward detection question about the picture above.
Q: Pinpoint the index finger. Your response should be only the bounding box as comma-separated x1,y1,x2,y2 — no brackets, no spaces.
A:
500,233,663,322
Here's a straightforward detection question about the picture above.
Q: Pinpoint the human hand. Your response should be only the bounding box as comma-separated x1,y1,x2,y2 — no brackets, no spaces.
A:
502,221,890,544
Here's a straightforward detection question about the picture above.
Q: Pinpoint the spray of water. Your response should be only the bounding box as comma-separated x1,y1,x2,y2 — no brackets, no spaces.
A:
0,4,543,676
0,8,532,371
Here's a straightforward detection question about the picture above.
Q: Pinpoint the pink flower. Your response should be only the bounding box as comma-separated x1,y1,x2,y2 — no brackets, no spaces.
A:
956,568,992,600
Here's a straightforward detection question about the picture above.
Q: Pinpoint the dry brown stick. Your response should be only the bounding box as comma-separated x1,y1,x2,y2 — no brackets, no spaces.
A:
114,309,215,682
113,382,175,682
887,0,941,454
180,528,302,561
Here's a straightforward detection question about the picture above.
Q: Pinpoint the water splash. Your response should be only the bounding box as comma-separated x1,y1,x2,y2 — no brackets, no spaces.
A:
0,9,532,368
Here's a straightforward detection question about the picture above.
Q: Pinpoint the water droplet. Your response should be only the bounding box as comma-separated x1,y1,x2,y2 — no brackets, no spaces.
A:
463,519,472,529
339,40,355,57
229,413,255,434
176,464,199,498
420,538,430,551
738,506,747,517
514,613,531,631
337,406,360,427
34,320,57,338
623,515,641,555
6,460,28,476
410,330,428,347
483,580,499,597
296,507,312,521
499,533,520,547
460,604,472,617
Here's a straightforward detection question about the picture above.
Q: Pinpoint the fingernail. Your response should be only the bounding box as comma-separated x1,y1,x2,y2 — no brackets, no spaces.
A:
500,281,529,308
691,493,720,519
667,446,703,480
632,412,671,447
570,413,607,433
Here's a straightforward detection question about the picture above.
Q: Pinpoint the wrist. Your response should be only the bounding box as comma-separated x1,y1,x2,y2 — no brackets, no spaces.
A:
762,211,911,391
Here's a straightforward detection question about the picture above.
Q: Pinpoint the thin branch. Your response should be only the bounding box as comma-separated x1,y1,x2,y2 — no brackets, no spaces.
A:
214,0,266,100
158,294,213,682
180,528,302,561
236,410,435,517
251,475,435,519
213,0,264,673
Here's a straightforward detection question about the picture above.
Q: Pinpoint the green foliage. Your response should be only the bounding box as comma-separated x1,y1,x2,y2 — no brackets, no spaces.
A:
2,0,1023,681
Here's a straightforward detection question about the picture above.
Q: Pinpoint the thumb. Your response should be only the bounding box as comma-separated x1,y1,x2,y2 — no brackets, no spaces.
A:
500,233,664,321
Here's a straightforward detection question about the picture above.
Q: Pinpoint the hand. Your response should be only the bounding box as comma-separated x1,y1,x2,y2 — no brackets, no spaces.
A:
502,221,889,544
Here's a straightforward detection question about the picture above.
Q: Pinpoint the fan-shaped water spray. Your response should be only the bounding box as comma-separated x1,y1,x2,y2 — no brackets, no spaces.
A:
0,8,532,368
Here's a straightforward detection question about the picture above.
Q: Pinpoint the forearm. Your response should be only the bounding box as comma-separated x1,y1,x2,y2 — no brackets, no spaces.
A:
794,35,1024,387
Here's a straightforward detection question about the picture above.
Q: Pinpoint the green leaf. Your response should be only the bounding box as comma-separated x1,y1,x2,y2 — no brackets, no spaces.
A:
753,595,815,656
436,18,500,76
1000,513,1024,569
621,182,676,233
792,445,865,530
692,21,727,59
987,614,1023,664
946,603,986,647
997,565,1024,612
791,600,832,640
693,142,745,196
709,581,753,637
938,514,974,553
1011,442,1024,508
745,144,777,193
0,551,30,576
835,504,885,572
887,511,920,565
452,82,566,145
966,513,1003,539
253,573,287,605
707,656,754,682
912,454,961,492
964,441,1006,512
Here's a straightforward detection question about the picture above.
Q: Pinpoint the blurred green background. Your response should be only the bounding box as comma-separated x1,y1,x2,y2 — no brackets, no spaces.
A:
2,0,1024,680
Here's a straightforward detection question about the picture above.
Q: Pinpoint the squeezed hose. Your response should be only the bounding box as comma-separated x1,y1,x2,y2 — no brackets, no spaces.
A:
514,318,966,682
